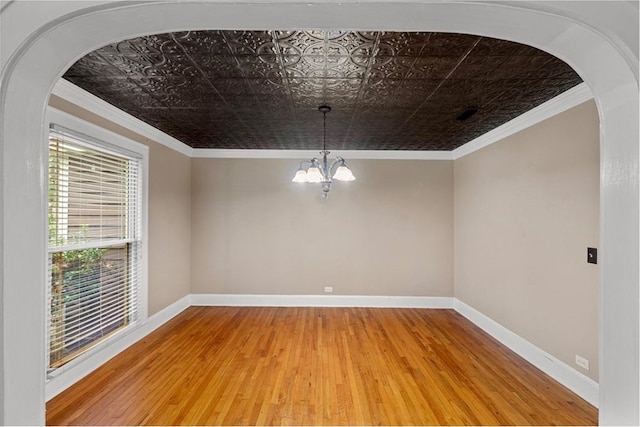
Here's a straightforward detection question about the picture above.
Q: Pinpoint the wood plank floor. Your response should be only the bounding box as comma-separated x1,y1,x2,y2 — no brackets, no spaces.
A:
46,307,597,425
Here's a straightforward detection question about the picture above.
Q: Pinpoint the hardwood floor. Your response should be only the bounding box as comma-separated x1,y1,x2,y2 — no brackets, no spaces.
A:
46,307,597,425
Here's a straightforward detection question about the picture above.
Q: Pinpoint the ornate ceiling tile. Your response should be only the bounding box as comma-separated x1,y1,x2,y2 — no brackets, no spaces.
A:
369,56,415,81
63,52,116,77
223,30,277,56
210,78,254,95
234,55,283,79
62,30,583,151
63,75,165,109
423,33,481,57
376,32,428,56
171,31,233,56
195,56,246,79
407,56,464,80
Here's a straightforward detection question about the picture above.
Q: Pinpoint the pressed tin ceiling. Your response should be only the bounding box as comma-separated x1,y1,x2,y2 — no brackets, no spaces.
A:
62,30,582,151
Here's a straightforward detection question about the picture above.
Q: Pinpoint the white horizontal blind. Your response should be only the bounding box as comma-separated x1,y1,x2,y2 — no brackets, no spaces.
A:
48,125,142,369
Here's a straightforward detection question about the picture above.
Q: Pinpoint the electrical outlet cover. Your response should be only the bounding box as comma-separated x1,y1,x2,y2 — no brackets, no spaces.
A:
575,355,590,370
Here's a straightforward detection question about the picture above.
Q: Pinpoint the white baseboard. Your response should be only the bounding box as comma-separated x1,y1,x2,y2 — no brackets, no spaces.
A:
453,299,599,408
190,293,454,308
45,294,191,401
45,293,599,410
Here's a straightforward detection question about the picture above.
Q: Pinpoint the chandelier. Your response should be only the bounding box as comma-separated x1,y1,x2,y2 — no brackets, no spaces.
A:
292,105,356,198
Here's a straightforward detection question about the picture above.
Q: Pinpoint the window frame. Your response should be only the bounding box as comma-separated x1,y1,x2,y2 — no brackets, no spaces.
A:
44,107,149,383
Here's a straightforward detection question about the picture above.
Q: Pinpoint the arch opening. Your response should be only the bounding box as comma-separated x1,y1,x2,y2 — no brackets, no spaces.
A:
1,2,637,424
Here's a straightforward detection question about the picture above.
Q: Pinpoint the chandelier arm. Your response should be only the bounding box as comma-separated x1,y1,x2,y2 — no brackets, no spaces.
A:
328,158,342,176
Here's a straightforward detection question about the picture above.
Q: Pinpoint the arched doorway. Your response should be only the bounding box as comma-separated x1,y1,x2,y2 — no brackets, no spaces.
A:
1,1,637,424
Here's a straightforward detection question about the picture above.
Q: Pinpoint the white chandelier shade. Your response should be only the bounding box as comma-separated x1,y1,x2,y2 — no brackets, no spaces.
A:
291,105,356,196
292,155,356,183
333,162,356,181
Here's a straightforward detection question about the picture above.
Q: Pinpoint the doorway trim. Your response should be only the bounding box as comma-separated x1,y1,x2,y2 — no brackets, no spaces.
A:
1,1,637,424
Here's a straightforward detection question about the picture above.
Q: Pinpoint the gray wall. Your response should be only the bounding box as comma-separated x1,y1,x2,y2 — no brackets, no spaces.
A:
191,158,454,296
454,100,600,381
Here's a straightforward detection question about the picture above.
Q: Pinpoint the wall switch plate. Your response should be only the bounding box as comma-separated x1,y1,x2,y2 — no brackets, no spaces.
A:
587,247,597,264
324,287,333,293
575,354,590,370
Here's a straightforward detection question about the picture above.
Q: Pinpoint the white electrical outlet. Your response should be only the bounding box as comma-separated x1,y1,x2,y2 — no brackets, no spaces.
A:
575,354,590,370
324,286,333,293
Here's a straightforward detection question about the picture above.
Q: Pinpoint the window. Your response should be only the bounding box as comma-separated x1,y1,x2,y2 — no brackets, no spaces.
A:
47,123,144,371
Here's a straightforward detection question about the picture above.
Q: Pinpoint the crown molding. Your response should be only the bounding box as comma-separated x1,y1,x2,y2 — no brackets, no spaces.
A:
52,79,592,161
51,79,194,157
192,148,453,160
452,83,593,160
